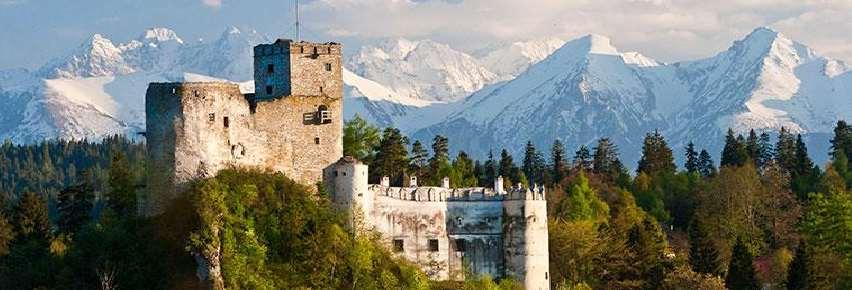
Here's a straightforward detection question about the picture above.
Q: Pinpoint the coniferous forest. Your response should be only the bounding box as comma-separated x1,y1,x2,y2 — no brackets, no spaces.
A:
0,117,850,289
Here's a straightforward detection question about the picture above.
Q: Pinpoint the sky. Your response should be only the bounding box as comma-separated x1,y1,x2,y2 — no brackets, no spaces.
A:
1,0,851,69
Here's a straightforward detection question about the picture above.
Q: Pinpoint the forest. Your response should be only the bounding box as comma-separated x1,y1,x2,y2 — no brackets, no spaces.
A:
0,117,850,289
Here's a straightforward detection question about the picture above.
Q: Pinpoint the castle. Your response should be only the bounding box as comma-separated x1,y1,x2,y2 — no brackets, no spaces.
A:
145,39,550,290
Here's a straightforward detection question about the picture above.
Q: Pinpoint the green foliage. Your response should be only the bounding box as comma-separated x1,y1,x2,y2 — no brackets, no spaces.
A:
523,141,547,185
684,142,699,173
721,129,749,167
592,138,628,183
185,169,430,289
343,114,381,162
800,191,852,264
786,242,808,290
637,130,676,176
556,172,609,223
13,192,50,240
662,266,726,290
688,220,723,276
698,149,716,177
0,213,13,256
725,239,759,290
551,139,568,183
56,182,94,234
372,127,410,185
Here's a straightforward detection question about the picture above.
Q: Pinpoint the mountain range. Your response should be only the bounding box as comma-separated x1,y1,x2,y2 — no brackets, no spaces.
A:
0,26,848,167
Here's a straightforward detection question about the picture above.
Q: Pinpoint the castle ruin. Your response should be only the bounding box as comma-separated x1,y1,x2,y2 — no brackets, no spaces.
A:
145,39,550,290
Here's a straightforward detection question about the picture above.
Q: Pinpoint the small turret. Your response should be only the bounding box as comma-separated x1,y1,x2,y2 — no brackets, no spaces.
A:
441,177,450,189
494,176,505,194
323,156,371,231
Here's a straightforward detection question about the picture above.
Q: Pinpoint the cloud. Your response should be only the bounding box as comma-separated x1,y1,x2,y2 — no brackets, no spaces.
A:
201,0,222,8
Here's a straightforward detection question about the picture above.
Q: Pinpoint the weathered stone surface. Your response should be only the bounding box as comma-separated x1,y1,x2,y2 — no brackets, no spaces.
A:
325,159,551,290
145,40,343,215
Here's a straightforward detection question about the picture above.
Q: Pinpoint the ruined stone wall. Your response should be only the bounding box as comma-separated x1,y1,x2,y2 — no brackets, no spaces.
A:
252,95,342,185
146,85,343,214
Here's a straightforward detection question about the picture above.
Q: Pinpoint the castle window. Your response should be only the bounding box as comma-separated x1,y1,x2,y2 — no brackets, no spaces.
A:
455,239,466,252
223,117,230,128
325,63,332,71
393,239,404,252
208,113,215,122
456,217,463,226
318,105,332,124
428,239,439,252
267,64,274,74
314,137,320,145
265,86,273,95
319,86,323,94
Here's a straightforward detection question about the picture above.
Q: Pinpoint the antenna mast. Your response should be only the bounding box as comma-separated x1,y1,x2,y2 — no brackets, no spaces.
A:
294,0,300,41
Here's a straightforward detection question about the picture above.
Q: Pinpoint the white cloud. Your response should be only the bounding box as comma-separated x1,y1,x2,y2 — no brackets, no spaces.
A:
201,0,222,8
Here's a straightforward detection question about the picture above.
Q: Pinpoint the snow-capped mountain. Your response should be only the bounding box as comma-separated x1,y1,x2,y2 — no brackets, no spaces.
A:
478,37,566,80
414,27,851,166
0,27,432,143
346,38,501,102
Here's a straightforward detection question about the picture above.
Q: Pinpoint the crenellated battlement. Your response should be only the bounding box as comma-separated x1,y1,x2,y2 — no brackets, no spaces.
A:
369,184,546,202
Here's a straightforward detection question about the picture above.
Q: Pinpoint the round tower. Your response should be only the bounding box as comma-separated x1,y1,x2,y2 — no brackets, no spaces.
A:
502,187,550,290
324,156,371,231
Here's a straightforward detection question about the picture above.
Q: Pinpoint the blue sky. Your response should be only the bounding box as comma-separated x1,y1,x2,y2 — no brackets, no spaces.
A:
1,0,851,69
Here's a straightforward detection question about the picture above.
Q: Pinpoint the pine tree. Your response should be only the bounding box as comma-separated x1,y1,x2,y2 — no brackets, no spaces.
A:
688,220,722,276
684,142,699,173
342,114,380,161
482,150,498,187
698,149,716,177
757,132,773,170
13,192,50,241
522,141,545,185
725,239,759,290
573,145,592,171
776,127,797,174
745,129,759,165
56,182,95,234
793,135,814,177
551,139,568,183
499,149,519,185
452,151,478,187
108,152,135,216
637,130,676,176
786,242,809,290
830,120,852,162
721,129,747,167
593,138,626,182
409,140,429,180
372,128,410,185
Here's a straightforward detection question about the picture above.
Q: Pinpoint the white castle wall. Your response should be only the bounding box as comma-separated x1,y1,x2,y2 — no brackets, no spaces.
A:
324,158,551,289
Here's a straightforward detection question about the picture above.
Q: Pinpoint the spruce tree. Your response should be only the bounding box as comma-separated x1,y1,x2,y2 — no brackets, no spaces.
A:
452,151,478,187
409,140,428,179
637,130,676,176
757,132,773,170
573,145,592,171
372,127,410,185
108,152,135,216
425,135,450,185
13,192,50,241
499,149,519,184
0,213,14,257
745,129,759,165
721,129,747,167
482,150,498,187
593,138,626,182
56,182,95,234
551,139,568,183
725,239,759,290
698,149,716,177
685,142,699,173
776,127,797,174
688,220,722,276
793,134,814,177
830,120,851,162
786,242,809,290
522,141,545,185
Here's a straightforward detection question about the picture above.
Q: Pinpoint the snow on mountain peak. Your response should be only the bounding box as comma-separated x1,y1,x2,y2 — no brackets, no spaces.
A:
580,34,620,55
139,27,184,44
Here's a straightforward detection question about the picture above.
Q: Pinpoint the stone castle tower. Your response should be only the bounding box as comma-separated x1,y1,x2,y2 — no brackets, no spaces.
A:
325,158,551,290
145,39,343,214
